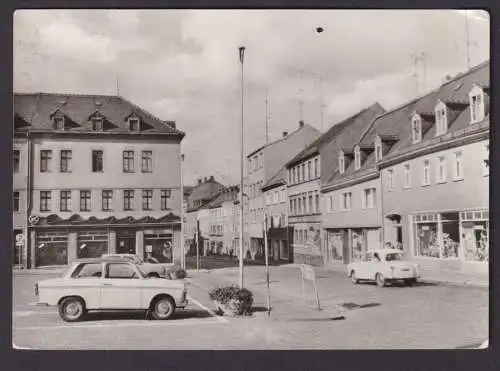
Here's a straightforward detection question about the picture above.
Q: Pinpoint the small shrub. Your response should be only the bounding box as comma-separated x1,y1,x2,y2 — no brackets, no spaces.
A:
209,286,253,316
166,265,187,279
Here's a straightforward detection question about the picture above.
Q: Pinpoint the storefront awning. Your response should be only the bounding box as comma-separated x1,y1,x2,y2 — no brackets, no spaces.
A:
30,212,180,227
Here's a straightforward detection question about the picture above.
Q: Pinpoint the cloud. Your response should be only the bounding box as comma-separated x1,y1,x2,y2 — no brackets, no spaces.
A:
13,10,490,186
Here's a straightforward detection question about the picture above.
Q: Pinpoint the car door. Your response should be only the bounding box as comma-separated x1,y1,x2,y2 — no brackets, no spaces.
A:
66,262,104,310
99,262,143,309
358,252,372,280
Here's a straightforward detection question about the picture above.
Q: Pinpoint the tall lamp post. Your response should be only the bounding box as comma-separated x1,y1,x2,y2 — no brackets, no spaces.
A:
238,45,246,289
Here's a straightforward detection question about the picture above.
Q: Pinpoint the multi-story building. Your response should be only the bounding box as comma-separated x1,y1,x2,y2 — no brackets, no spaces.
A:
287,104,385,267
185,176,226,256
261,167,291,262
320,61,489,283
14,93,185,268
244,121,321,259
204,186,240,256
375,61,489,281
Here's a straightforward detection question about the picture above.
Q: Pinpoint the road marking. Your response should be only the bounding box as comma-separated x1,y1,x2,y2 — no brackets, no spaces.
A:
13,319,225,331
187,295,229,323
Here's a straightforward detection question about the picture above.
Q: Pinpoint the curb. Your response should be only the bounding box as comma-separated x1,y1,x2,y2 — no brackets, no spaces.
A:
420,279,489,289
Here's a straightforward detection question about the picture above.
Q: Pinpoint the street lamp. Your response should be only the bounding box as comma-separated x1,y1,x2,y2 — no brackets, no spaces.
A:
180,153,185,269
238,45,246,289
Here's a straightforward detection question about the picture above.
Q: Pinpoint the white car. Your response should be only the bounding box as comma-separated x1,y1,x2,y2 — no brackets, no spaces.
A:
347,249,420,287
35,257,188,322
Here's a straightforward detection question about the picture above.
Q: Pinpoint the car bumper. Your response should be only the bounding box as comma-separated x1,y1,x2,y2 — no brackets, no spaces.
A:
176,299,188,309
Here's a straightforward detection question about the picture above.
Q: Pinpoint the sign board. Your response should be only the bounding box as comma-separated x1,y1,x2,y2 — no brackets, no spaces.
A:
15,233,24,246
146,245,153,253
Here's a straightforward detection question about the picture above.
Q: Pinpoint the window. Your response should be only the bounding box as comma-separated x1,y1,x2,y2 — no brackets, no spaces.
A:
92,150,103,172
124,190,134,211
248,159,252,174
53,116,65,130
362,188,376,209
341,192,352,210
315,194,319,213
107,263,140,279
288,170,292,184
315,158,319,178
80,190,91,211
274,191,279,204
60,150,72,172
13,191,19,212
73,263,103,278
303,196,307,214
102,190,113,211
469,88,485,123
13,150,20,173
289,199,293,214
387,169,394,191
354,147,361,170
161,189,171,210
308,195,313,213
436,156,446,183
329,195,333,212
298,198,302,214
123,151,135,173
308,161,312,180
280,189,286,203
403,164,411,188
453,152,463,180
483,144,489,176
422,159,431,186
40,150,52,172
142,190,153,210
40,191,51,212
142,151,152,173
339,154,345,174
375,136,382,162
91,117,103,131
301,164,306,182
435,103,448,135
412,115,422,143
60,190,71,212
128,118,140,131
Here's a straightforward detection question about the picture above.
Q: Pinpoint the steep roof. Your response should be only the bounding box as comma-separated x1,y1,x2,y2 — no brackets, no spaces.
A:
286,103,385,168
187,177,226,211
262,165,287,191
323,60,490,189
199,186,240,210
14,92,184,137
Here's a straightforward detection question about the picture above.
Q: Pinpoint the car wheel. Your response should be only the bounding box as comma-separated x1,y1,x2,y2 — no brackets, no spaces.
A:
406,278,417,287
350,271,358,284
59,297,86,322
375,273,386,287
152,296,175,320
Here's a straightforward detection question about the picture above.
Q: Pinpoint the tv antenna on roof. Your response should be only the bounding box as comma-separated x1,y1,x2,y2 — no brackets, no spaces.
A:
410,53,427,97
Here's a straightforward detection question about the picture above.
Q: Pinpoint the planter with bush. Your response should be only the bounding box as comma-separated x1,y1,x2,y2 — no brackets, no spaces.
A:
166,265,187,279
209,286,253,316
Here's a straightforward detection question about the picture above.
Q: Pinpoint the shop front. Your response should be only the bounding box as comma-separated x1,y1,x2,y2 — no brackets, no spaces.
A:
35,229,69,267
144,228,174,263
77,229,108,258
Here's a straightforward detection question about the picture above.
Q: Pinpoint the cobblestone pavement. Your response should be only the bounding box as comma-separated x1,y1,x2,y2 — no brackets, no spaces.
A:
12,268,488,349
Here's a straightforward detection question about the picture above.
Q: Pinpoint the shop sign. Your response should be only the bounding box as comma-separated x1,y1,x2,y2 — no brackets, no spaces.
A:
15,233,25,246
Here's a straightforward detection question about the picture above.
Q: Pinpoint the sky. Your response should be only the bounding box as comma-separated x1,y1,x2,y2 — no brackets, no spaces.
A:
13,9,490,186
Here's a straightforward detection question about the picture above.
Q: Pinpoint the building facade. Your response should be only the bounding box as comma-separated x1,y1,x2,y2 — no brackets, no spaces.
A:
14,93,185,268
244,121,321,259
286,104,385,267
262,167,292,262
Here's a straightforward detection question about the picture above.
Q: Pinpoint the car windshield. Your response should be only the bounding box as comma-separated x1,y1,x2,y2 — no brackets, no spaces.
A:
385,253,403,261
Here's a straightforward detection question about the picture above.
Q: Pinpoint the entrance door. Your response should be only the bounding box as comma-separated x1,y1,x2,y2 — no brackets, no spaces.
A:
116,234,136,255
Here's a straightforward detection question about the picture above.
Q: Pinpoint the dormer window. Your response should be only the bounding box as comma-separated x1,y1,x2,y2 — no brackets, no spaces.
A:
91,117,103,131
411,114,422,144
469,84,485,124
128,117,141,131
338,151,345,174
53,116,65,130
435,101,448,136
354,146,361,170
374,135,382,162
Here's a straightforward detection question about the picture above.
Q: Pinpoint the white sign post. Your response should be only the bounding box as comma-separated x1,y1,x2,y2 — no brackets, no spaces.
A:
300,264,321,311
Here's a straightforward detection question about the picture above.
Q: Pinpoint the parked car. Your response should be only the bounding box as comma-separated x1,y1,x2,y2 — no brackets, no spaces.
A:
35,257,188,322
101,253,174,278
347,249,420,287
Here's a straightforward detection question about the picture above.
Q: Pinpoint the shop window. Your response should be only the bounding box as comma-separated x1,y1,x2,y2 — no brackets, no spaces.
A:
35,232,68,267
351,229,365,262
326,231,343,261
461,210,489,262
413,212,459,259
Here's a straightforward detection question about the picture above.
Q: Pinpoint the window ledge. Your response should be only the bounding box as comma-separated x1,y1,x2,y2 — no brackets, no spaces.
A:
421,183,431,187
452,177,464,182
436,180,447,184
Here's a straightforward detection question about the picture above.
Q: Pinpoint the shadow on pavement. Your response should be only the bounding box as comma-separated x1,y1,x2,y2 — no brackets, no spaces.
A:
337,302,381,310
80,308,214,322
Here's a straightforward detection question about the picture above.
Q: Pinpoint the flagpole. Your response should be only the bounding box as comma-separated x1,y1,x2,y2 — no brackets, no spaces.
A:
264,214,271,316
238,46,246,289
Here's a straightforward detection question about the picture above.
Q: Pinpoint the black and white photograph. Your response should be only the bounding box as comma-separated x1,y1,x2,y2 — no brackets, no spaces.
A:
12,9,490,350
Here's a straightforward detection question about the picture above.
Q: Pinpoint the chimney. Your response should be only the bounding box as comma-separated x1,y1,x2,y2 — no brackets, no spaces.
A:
198,178,202,185
166,120,176,129
210,175,214,181
299,120,304,128
282,131,288,138
204,177,208,182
